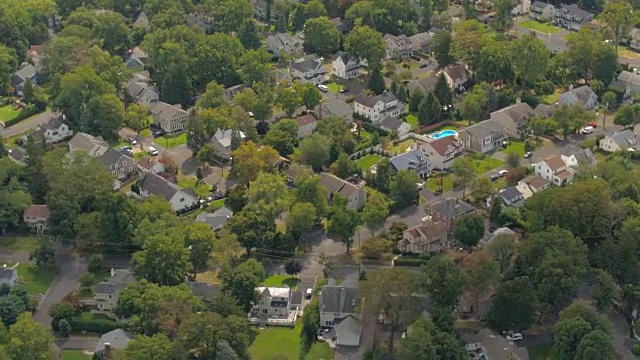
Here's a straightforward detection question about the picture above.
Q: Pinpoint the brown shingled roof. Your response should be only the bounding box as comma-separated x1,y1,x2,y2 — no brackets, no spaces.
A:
427,136,459,156
23,205,50,219
521,175,549,189
296,114,316,127
544,155,566,171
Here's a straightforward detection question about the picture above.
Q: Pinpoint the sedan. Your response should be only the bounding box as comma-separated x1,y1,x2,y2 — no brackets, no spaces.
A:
489,174,499,182
523,151,533,158
128,137,138,145
506,333,523,341
498,169,509,177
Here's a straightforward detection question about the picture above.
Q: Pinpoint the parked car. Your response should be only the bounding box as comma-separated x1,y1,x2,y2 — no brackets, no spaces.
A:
523,151,533,158
489,174,499,182
317,84,329,92
498,169,509,177
152,129,165,137
128,137,138,145
147,146,158,156
340,88,348,93
581,126,594,134
506,333,523,341
416,182,424,190
305,288,313,300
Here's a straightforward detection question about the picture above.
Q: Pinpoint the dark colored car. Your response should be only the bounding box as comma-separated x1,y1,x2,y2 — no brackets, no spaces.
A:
489,174,499,182
523,151,533,158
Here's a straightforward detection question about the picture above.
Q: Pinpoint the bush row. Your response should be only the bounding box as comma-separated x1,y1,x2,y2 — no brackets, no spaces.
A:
393,257,428,267
69,317,121,333
4,106,42,127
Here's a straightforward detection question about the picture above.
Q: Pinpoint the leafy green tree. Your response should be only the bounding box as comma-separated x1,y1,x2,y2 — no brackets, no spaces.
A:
451,156,476,198
226,205,276,256
597,0,635,52
613,104,640,128
84,93,125,139
396,85,407,103
454,213,485,249
344,25,387,65
304,17,340,54
124,333,173,360
231,142,280,186
409,88,424,113
487,277,536,332
301,83,322,111
487,233,517,273
362,192,390,236
420,256,466,330
510,35,549,93
418,91,442,126
0,182,31,235
493,0,514,28
592,269,616,311
418,0,433,29
461,85,490,122
330,152,357,179
575,330,616,360
367,64,386,95
275,81,302,118
206,0,254,34
159,44,192,106
374,158,393,193
175,312,250,359
601,91,618,107
328,197,360,252
132,233,190,286
466,252,499,318
6,313,56,360
246,173,291,222
239,49,273,86
184,222,216,280
0,45,17,94
433,72,453,110
432,30,454,67
197,81,228,109
221,259,266,312
30,242,55,268
263,119,298,157
294,133,332,172
0,296,26,327
306,0,328,18
390,170,420,209
94,11,130,55
125,103,151,135
294,172,329,217
216,340,241,360
469,176,495,203
287,202,317,239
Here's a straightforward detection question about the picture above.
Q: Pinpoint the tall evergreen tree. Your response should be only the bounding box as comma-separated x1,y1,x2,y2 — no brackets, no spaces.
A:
409,88,424,112
418,92,442,126
397,85,407,103
433,72,453,111
238,20,261,50
368,65,386,95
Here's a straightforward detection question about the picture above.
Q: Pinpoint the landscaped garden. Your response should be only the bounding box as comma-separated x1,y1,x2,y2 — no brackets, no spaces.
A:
518,20,562,34
177,174,210,197
355,154,381,172
157,133,188,148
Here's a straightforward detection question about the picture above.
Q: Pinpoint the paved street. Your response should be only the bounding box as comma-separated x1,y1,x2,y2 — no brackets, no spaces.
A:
56,338,99,351
0,110,53,138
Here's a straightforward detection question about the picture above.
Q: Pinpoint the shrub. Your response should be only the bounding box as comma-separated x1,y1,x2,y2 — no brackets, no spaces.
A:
393,257,428,267
633,344,640,355
70,317,120,333
80,273,95,288
580,138,597,149
4,105,40,127
88,255,103,273
59,319,71,337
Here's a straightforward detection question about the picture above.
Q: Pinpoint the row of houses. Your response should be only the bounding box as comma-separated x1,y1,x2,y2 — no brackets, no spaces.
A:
529,2,594,31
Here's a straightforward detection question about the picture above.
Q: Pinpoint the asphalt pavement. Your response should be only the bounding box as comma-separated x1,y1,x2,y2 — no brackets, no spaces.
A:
0,110,53,138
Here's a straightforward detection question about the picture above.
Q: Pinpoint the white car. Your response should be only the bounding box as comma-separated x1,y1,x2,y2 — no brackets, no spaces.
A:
498,169,509,177
416,182,424,190
147,146,158,156
581,126,594,134
317,84,329,92
506,333,523,341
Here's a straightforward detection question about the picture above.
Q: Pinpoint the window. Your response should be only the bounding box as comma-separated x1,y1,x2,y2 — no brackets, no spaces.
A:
123,161,127,166
262,309,267,314
180,197,185,202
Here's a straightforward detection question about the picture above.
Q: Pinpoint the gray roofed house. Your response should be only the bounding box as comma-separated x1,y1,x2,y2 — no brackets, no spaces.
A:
133,11,149,29
68,132,109,157
534,103,555,117
354,91,406,123
290,290,303,309
319,172,367,211
426,198,476,231
31,116,73,144
266,32,305,57
94,269,135,317
0,267,18,287
329,17,349,33
480,227,517,247
408,32,433,52
334,314,362,347
136,173,200,213
389,149,430,179
559,85,598,110
224,84,247,102
407,73,439,96
12,64,39,95
458,119,508,153
553,4,594,31
561,144,595,167
8,148,27,164
210,129,246,160
499,187,524,207
289,56,326,85
320,277,360,335
125,72,159,105
320,98,353,123
600,129,638,153
95,329,135,359
186,281,221,299
610,70,640,101
99,148,135,182
489,102,536,138
150,101,189,134
378,116,411,136
188,12,212,33
195,206,233,231
125,47,148,70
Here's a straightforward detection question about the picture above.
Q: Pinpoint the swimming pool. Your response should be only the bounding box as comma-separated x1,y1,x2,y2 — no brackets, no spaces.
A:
428,129,458,140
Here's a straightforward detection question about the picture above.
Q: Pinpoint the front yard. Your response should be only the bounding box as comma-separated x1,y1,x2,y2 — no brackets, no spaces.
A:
469,155,504,174
618,48,640,59
62,350,92,360
518,20,562,34
502,140,526,157
426,173,455,192
0,105,21,122
17,263,58,295
355,154,382,172
156,133,188,148
262,275,298,289
176,174,210,197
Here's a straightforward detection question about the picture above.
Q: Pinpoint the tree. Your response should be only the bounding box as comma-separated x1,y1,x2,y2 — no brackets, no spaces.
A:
84,93,125,139
300,83,322,112
487,233,517,273
231,142,280,186
362,192,390,236
510,35,549,93
0,44,17,94
124,333,173,360
94,11,130,54
420,256,466,330
451,157,476,198
184,222,216,280
601,91,618,108
221,259,266,312
592,269,616,311
306,0,328,18
360,268,420,357
396,85,407,103
552,302,615,360
419,0,433,29
367,64,386,95
344,25,387,65
294,172,329,217
6,313,56,360
284,259,303,276
156,43,192,106
466,252,499,318
461,85,490,122
196,144,219,167
505,151,520,169
125,103,151,135
374,158,393,193
613,104,640,128
493,0,514,29
246,173,290,222
469,176,495,203
418,91,442,126
304,17,340,54
206,0,254,34
575,330,616,360
432,30,454,67
0,185,31,235
263,119,298,157
216,340,241,360
597,0,635,52
58,318,71,337
487,277,536,332
331,152,357,179
226,205,276,256
132,233,190,286
0,296,26,327
275,81,302,118
390,170,420,209
197,81,227,109
294,134,332,172
328,197,360,252
433,73,453,110
454,213,484,250
30,242,56,268
287,202,317,239
552,104,595,139
175,312,251,359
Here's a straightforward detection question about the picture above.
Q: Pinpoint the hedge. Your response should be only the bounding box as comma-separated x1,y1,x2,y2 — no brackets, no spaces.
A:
393,257,428,267
4,106,41,127
70,317,121,333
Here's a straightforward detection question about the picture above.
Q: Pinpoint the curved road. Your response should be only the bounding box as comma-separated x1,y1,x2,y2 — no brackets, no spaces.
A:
0,110,53,138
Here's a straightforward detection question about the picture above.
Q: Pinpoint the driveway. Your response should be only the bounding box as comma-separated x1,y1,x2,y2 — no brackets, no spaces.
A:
117,128,195,172
0,110,53,138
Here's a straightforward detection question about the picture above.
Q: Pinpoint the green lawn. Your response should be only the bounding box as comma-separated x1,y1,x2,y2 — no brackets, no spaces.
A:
470,156,504,174
157,133,188,148
326,82,341,94
305,342,334,360
177,174,210,197
388,139,414,155
518,20,562,34
107,139,129,148
16,263,58,295
427,173,455,192
0,236,42,253
503,140,526,157
618,48,640,59
0,105,21,122
355,154,382,172
527,343,552,360
62,350,92,360
248,321,303,360
262,275,298,289
540,88,562,105
405,113,419,130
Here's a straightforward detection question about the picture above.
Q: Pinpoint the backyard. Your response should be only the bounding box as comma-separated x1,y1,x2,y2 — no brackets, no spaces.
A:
518,20,562,34
0,105,21,122
355,154,381,172
540,88,563,105
426,173,455,192
62,350,92,360
469,156,504,174
262,275,298,289
405,114,419,130
16,263,58,295
387,139,413,155
248,321,333,360
176,174,210,197
156,133,188,148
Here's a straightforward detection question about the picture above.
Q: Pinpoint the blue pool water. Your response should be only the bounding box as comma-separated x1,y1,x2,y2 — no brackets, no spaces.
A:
428,129,458,140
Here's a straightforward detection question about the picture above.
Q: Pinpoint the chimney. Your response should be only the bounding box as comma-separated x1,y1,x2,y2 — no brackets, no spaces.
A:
634,68,638,75
569,84,574,91
339,288,346,313
110,268,115,277
104,343,112,359
515,97,521,104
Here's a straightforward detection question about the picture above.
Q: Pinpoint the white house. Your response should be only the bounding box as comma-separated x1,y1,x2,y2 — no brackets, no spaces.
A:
23,204,50,234
354,92,406,122
332,51,366,80
517,175,550,199
94,269,135,318
553,4,594,31
534,155,574,186
150,101,189,134
599,130,638,152
251,287,292,319
560,144,596,167
319,277,360,331
68,132,108,157
136,173,199,213
377,116,411,136
136,157,166,174
529,1,555,21
416,135,464,170
383,34,413,60
389,149,431,179
32,116,73,144
125,71,159,105
559,85,598,110
289,56,326,85
398,217,448,254
295,114,317,138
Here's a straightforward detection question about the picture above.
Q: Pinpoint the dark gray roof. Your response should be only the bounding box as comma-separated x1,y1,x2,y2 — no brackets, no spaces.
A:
379,116,407,132
195,206,233,230
290,290,303,306
334,314,362,345
531,1,550,8
99,148,131,167
139,173,196,202
558,4,594,19
499,187,523,207
561,86,597,106
8,148,26,162
320,279,359,314
40,117,65,131
14,64,37,81
322,98,352,117
95,329,134,353
186,281,221,298
609,129,637,150
0,267,16,281
290,58,321,73
561,144,595,164
389,149,428,172
428,198,475,219
534,103,555,117
616,70,640,86
354,91,398,108
461,119,505,139
95,269,135,295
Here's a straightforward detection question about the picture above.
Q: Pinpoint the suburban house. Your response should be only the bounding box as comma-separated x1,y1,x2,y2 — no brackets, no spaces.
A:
553,4,594,31
251,287,292,319
517,175,550,199
319,172,367,211
561,144,595,167
31,116,73,144
630,28,640,51
68,133,134,187
463,329,529,360
94,329,134,360
319,277,361,346
441,64,470,91
489,102,536,139
12,64,40,95
600,130,638,152
195,206,233,231
94,269,136,317
376,116,412,135
610,70,640,102
23,205,50,234
408,32,432,52
354,92,406,122
68,132,109,157
150,101,189,134
329,17,349,33
187,12,212,33
136,157,165,174
249,0,275,22
480,227,517,248
289,56,326,85
266,32,305,58
331,51,366,80
511,0,531,15
389,149,431,179
285,165,312,188
397,216,448,254
498,187,525,207
132,11,149,30
136,173,199,213
0,267,18,288
210,129,246,161
534,155,574,186
383,34,413,60
8,148,27,165
458,119,507,153
125,47,148,70
534,103,556,117
407,73,439,96
295,114,317,138
224,84,247,103
416,135,464,170
559,85,598,110
125,71,159,105
320,98,353,123
529,1,555,21
426,198,476,231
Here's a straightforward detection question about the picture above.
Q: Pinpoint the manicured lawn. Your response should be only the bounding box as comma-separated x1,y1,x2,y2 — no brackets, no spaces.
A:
469,156,504,174
540,88,562,105
618,48,640,59
503,140,526,157
157,133,188,148
0,236,42,253
107,139,129,148
518,20,561,34
17,263,58,295
209,198,225,210
62,350,92,360
263,275,298,289
527,343,552,360
305,342,334,360
326,82,341,94
0,105,21,122
248,321,303,360
388,139,414,154
405,113,419,130
177,174,210,197
139,128,152,137
427,173,455,192
355,154,381,172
